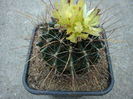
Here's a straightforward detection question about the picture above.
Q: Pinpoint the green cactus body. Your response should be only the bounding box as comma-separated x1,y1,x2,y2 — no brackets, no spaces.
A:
37,22,104,75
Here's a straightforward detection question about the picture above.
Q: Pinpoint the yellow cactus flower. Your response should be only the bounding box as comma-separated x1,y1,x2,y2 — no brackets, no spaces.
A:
53,0,103,43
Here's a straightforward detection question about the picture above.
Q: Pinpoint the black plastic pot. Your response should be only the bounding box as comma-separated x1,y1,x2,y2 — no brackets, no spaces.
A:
22,26,114,96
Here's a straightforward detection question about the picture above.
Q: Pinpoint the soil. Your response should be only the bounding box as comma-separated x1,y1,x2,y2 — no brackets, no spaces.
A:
27,28,110,91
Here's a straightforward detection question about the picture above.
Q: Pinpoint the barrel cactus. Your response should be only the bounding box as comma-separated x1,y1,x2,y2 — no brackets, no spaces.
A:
37,0,105,75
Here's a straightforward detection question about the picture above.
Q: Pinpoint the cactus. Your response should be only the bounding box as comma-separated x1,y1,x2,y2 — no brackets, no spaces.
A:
36,0,105,75
37,22,104,75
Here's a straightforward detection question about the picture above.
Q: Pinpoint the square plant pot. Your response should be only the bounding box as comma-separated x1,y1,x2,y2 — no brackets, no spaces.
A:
22,25,114,96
